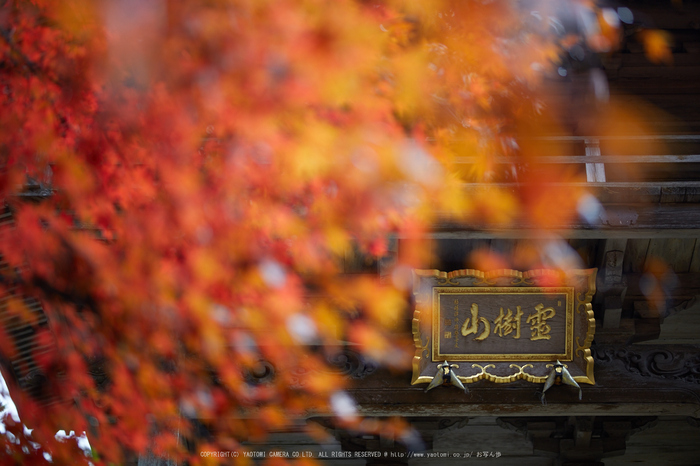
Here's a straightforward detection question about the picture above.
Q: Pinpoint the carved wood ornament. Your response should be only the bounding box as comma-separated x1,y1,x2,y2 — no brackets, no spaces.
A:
412,269,597,388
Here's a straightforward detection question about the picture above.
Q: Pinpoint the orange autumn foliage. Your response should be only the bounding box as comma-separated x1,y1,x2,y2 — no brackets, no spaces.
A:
0,1,665,464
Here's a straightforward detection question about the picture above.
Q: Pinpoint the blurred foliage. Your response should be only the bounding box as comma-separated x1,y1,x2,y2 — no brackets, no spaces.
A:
0,0,671,464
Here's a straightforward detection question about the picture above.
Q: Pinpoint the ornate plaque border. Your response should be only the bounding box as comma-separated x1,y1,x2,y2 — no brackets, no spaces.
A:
411,269,596,386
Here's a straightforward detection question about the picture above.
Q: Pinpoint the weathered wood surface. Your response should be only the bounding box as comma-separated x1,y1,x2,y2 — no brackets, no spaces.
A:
645,238,696,272
416,230,700,240
623,239,650,272
690,241,700,273
460,181,700,189
605,419,700,466
419,204,700,239
454,155,700,164
346,346,700,418
626,273,700,296
531,135,700,143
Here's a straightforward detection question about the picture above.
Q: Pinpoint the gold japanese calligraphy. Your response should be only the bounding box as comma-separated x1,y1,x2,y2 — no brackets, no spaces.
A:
493,306,523,339
432,287,571,362
447,301,560,343
412,268,597,387
527,304,556,341
460,303,491,341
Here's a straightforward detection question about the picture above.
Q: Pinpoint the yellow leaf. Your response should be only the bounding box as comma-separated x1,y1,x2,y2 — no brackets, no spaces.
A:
639,30,673,65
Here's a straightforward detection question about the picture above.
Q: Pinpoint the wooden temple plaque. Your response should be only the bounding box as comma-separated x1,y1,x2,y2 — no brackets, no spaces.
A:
412,269,596,386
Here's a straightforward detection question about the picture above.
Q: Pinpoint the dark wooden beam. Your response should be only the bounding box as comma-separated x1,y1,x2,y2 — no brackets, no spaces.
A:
412,230,700,240
461,182,700,189
410,204,700,239
455,155,700,164
532,135,700,142
346,344,700,418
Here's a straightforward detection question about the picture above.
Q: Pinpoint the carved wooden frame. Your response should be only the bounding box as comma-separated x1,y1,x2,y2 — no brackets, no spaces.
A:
412,269,596,386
